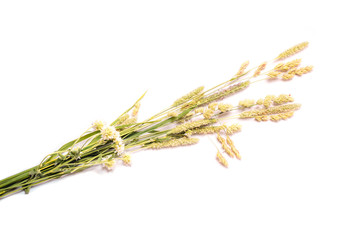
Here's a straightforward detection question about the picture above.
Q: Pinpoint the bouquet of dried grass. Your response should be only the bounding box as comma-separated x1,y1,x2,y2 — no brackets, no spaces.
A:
0,42,312,199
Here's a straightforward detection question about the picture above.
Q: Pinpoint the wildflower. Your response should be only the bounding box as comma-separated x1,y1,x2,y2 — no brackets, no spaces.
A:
121,154,131,166
102,156,116,171
114,137,125,156
101,125,120,141
92,120,105,131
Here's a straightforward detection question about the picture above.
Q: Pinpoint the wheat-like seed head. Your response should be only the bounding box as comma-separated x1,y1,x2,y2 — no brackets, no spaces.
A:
276,42,309,60
236,61,250,76
216,151,228,168
148,137,199,149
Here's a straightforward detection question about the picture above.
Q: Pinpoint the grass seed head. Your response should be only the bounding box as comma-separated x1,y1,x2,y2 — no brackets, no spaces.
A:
276,42,309,60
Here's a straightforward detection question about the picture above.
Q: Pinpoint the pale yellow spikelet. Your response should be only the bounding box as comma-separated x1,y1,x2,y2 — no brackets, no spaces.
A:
238,99,255,108
273,94,294,105
295,65,313,76
148,137,199,149
208,102,218,111
167,111,179,117
288,59,302,69
279,111,294,120
122,117,137,125
305,65,313,72
274,63,285,71
216,133,234,158
263,95,275,108
169,119,216,134
276,41,309,60
267,71,281,79
185,111,195,118
185,125,224,136
232,147,241,160
132,102,141,117
199,81,250,105
218,103,233,112
256,98,264,105
121,154,131,166
240,103,301,118
203,108,215,119
116,114,130,125
225,124,242,135
276,59,302,72
288,68,297,75
172,86,205,107
223,144,234,158
225,135,233,146
194,107,205,114
216,151,228,168
180,95,204,110
217,133,234,158
226,136,241,160
270,114,282,122
253,62,267,77
255,115,269,122
217,133,226,145
236,61,250,76
262,116,269,121
282,73,295,81
178,111,196,124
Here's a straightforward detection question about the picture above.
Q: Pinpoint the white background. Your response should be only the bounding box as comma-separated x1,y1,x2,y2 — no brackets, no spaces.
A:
0,1,359,239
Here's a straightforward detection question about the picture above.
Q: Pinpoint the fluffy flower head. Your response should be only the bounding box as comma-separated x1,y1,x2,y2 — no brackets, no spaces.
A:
101,125,120,141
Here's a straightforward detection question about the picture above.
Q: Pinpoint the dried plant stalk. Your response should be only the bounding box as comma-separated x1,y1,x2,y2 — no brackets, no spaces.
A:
0,42,312,199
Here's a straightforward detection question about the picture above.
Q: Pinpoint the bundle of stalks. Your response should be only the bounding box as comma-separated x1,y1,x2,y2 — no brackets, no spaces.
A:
0,42,312,199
